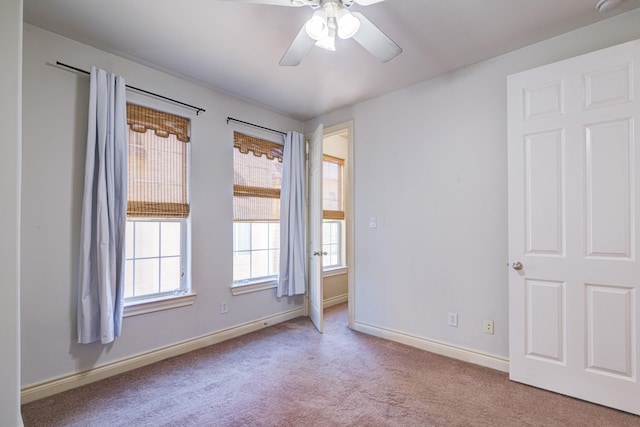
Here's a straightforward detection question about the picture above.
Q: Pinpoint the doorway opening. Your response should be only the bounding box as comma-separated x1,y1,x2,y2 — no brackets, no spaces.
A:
321,122,354,329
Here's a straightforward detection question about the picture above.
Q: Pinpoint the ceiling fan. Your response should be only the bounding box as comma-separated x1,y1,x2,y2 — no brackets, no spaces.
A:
229,0,402,66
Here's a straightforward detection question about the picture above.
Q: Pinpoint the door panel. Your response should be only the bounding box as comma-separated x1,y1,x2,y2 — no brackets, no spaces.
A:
586,284,635,379
524,130,565,256
508,40,640,415
585,119,633,259
525,279,565,364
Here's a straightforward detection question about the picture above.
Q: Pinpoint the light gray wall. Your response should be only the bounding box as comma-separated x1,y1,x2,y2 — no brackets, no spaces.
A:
324,273,347,301
0,1,22,425
21,25,304,388
306,9,640,359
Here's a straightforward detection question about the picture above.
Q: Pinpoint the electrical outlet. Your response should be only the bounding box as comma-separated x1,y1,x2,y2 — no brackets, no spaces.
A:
448,312,458,327
483,320,494,334
220,302,228,314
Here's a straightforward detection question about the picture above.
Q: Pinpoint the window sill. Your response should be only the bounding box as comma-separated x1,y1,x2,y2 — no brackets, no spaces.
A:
123,293,197,317
323,267,348,277
231,279,277,296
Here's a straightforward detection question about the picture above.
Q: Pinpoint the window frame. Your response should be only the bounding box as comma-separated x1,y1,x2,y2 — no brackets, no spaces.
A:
322,154,345,221
232,220,281,287
322,155,346,272
123,217,195,316
231,132,284,293
124,217,189,301
322,219,345,270
123,103,194,314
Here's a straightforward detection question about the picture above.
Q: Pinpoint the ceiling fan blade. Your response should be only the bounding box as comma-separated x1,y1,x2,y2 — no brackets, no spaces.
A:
351,12,402,62
223,0,316,6
353,0,385,5
280,24,316,66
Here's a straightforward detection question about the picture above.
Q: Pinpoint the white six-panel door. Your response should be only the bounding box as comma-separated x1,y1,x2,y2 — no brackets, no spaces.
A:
508,40,640,415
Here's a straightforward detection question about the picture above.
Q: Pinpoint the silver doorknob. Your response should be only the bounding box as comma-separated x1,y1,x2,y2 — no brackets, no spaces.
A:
313,251,328,256
512,261,523,271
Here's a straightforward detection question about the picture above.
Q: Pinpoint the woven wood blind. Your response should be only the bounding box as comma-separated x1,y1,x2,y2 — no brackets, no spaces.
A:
127,104,190,218
323,155,345,220
233,132,283,222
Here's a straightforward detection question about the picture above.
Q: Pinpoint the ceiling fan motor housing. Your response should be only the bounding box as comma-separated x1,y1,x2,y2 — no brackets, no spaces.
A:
290,0,356,9
291,0,321,7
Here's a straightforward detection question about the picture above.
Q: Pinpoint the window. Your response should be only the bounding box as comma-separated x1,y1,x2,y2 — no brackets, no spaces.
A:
233,132,283,286
124,104,190,304
322,220,343,267
322,155,345,269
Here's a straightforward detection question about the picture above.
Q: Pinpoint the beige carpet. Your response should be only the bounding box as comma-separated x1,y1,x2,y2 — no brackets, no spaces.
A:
22,303,640,426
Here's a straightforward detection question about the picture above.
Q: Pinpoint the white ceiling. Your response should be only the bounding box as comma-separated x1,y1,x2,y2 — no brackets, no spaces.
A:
23,0,640,121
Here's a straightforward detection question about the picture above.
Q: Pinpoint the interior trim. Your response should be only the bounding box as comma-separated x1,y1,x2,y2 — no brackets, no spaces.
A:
124,293,197,317
324,293,348,308
21,307,305,404
352,321,510,373
323,267,348,278
230,280,277,296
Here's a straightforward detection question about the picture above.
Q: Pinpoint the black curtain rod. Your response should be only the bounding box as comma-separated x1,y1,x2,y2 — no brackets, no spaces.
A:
226,117,287,136
55,61,206,116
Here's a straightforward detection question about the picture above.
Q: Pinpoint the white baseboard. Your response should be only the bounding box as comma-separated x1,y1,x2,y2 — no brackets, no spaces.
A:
21,307,305,404
323,293,348,308
352,321,509,373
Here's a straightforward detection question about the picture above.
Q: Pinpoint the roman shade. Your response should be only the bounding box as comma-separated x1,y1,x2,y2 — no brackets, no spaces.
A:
126,104,190,218
322,154,344,220
233,132,283,222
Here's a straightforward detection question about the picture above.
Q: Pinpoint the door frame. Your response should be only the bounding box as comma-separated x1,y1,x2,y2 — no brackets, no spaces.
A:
305,120,355,328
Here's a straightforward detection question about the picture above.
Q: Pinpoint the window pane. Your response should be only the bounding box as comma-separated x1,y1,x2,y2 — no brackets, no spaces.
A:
160,257,181,292
134,258,160,296
269,223,280,249
323,161,341,211
233,251,251,282
251,223,269,250
161,222,181,256
125,260,134,298
135,222,160,258
233,221,280,283
330,222,340,242
329,245,339,266
268,249,279,276
323,223,331,242
234,222,251,251
251,249,269,278
125,221,134,259
322,220,343,268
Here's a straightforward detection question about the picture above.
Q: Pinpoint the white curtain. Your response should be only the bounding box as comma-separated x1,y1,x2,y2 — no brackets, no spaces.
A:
77,66,128,344
278,131,307,297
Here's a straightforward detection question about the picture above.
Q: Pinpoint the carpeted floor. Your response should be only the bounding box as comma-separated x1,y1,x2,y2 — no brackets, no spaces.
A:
22,303,640,426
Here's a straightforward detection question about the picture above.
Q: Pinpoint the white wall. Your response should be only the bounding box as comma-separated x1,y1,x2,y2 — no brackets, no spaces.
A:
21,25,304,388
0,1,22,425
306,9,640,359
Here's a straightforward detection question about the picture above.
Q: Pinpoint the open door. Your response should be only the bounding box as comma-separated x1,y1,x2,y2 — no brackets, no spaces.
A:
508,40,640,415
308,124,324,332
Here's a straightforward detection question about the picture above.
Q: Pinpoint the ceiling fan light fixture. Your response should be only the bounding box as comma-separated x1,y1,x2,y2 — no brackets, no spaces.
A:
305,10,329,40
596,0,623,12
315,26,336,51
336,7,360,39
